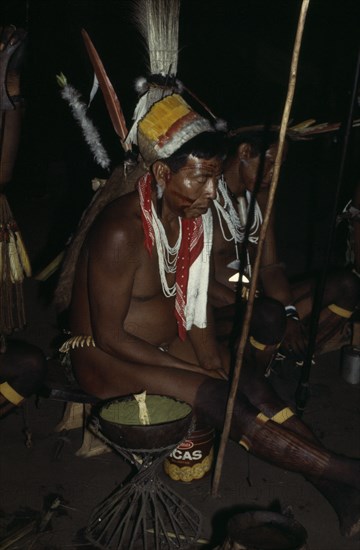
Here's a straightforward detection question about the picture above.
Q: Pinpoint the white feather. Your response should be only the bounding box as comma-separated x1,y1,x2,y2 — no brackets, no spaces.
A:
133,0,180,76
88,73,99,107
134,76,148,94
214,118,228,132
61,83,110,169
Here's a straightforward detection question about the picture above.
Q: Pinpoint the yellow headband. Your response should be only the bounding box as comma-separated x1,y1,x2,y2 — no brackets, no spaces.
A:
137,93,214,165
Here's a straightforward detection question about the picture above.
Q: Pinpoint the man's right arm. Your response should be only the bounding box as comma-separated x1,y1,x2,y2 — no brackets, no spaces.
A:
257,193,307,356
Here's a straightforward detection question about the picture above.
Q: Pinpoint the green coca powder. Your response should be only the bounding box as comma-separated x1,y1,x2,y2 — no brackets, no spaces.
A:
100,396,191,425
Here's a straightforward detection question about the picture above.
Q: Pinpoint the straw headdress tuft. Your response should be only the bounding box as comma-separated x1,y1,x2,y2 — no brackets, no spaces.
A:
125,0,184,148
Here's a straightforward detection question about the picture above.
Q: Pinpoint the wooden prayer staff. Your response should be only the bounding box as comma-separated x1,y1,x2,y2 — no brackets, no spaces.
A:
295,45,360,416
0,26,31,335
211,0,311,497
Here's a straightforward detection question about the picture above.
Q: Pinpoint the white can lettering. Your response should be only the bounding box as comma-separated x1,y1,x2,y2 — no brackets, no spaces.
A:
170,449,184,460
192,450,203,460
169,449,203,461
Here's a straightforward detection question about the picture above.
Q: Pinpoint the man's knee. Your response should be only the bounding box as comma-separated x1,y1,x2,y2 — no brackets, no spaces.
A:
194,378,258,442
328,270,360,311
250,297,286,346
340,271,360,304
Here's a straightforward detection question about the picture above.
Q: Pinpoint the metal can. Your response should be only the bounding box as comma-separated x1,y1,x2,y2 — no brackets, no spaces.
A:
163,424,215,483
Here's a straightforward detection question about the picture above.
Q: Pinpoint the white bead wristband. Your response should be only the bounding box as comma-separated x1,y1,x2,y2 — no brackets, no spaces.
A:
285,305,300,321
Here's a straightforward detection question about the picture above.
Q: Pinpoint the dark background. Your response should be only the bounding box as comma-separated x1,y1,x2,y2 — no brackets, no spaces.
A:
2,0,360,273
3,0,359,119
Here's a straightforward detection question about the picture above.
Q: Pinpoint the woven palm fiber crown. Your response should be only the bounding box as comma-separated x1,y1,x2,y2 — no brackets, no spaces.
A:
137,93,214,166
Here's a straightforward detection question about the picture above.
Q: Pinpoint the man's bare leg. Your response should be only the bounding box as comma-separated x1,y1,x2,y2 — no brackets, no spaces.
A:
239,371,360,537
195,378,359,487
74,346,360,490
72,345,360,536
292,269,360,354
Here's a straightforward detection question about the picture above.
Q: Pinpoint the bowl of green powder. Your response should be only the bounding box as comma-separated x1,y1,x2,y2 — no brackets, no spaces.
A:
93,394,193,450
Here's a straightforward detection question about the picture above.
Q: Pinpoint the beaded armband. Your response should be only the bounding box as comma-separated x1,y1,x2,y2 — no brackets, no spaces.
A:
285,304,300,321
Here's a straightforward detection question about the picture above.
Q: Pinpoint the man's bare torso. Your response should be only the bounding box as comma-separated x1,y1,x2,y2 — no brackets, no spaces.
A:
69,190,179,347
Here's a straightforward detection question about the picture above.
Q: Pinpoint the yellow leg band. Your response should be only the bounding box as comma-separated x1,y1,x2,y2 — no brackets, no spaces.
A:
271,407,295,424
249,336,267,351
0,382,24,406
328,304,353,319
239,435,251,451
256,412,270,424
249,336,281,351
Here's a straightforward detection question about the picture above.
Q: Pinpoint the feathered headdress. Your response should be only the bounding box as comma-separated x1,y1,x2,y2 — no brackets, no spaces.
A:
125,0,183,149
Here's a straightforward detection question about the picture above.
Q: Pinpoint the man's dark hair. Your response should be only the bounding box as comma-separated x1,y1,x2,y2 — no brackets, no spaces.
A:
163,131,226,173
226,127,282,158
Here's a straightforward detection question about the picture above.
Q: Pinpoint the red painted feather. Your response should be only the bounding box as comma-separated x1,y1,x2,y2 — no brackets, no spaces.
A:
81,28,131,151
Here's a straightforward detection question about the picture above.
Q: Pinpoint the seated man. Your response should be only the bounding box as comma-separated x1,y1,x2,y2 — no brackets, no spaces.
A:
62,95,360,538
211,127,360,374
0,339,46,418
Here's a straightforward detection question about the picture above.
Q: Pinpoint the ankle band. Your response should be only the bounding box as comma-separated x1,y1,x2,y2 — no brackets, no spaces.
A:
239,435,251,451
0,382,24,405
256,412,270,424
328,304,352,318
271,407,294,424
249,336,266,350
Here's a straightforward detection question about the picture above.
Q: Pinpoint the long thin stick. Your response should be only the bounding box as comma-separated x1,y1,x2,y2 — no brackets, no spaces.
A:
211,0,311,497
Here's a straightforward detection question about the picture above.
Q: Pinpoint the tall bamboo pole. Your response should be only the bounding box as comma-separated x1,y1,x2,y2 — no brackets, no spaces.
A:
211,0,311,497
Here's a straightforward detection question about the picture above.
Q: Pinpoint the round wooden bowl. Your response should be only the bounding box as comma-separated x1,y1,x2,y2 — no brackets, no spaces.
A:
93,394,193,451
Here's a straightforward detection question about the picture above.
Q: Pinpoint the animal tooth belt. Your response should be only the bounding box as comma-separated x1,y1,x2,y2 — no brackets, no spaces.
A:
59,335,169,354
59,335,96,353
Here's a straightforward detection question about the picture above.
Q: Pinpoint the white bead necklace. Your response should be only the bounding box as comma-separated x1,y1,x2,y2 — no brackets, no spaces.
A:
244,190,263,244
151,202,182,297
215,176,263,245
